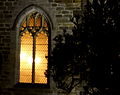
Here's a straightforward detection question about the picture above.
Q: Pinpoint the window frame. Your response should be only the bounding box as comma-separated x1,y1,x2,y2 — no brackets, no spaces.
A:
19,12,49,84
13,7,52,88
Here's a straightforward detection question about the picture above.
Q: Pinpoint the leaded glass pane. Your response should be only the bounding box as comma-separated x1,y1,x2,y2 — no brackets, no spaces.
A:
20,31,33,83
19,12,48,84
35,32,48,83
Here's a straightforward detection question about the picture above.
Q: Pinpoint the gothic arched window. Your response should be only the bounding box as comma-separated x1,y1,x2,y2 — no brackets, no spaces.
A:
19,12,49,84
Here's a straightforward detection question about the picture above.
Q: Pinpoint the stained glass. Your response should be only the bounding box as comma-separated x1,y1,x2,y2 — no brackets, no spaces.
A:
19,12,48,84
20,31,32,83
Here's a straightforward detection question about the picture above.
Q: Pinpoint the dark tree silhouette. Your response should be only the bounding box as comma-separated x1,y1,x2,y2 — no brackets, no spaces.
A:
47,0,120,94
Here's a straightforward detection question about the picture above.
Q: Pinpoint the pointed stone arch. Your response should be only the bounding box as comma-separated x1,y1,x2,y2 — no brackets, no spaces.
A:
12,5,52,85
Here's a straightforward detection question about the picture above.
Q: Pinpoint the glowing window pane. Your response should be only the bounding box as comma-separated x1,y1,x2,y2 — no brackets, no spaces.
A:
20,31,33,83
19,12,48,84
36,15,42,27
35,33,48,83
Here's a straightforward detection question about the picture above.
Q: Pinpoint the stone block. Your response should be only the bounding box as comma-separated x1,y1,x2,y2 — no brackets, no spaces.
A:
63,14,72,17
0,28,6,32
0,24,4,27
56,7,64,10
3,38,11,43
0,2,4,6
56,14,62,17
5,2,12,6
8,0,15,1
0,7,6,10
5,15,12,18
52,3,57,7
48,0,53,2
3,11,12,14
62,10,69,14
0,0,6,1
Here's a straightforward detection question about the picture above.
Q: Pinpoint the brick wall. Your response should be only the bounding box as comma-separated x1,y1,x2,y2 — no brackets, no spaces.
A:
0,0,87,95
0,0,14,88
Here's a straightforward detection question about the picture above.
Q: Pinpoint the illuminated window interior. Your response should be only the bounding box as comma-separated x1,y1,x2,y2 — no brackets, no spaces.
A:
19,12,48,84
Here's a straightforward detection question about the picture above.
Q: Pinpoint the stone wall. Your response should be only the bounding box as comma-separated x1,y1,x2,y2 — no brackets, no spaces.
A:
0,0,87,95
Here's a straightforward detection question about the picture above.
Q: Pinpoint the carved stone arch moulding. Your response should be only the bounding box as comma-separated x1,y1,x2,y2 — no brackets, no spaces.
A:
14,4,53,32
12,4,53,85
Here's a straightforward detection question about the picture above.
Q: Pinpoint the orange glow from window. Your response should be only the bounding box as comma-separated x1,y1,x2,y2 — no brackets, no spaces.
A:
20,31,48,84
20,52,42,64
19,12,48,84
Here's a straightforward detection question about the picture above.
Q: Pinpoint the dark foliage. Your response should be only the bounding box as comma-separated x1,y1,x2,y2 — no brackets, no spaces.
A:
47,0,120,94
